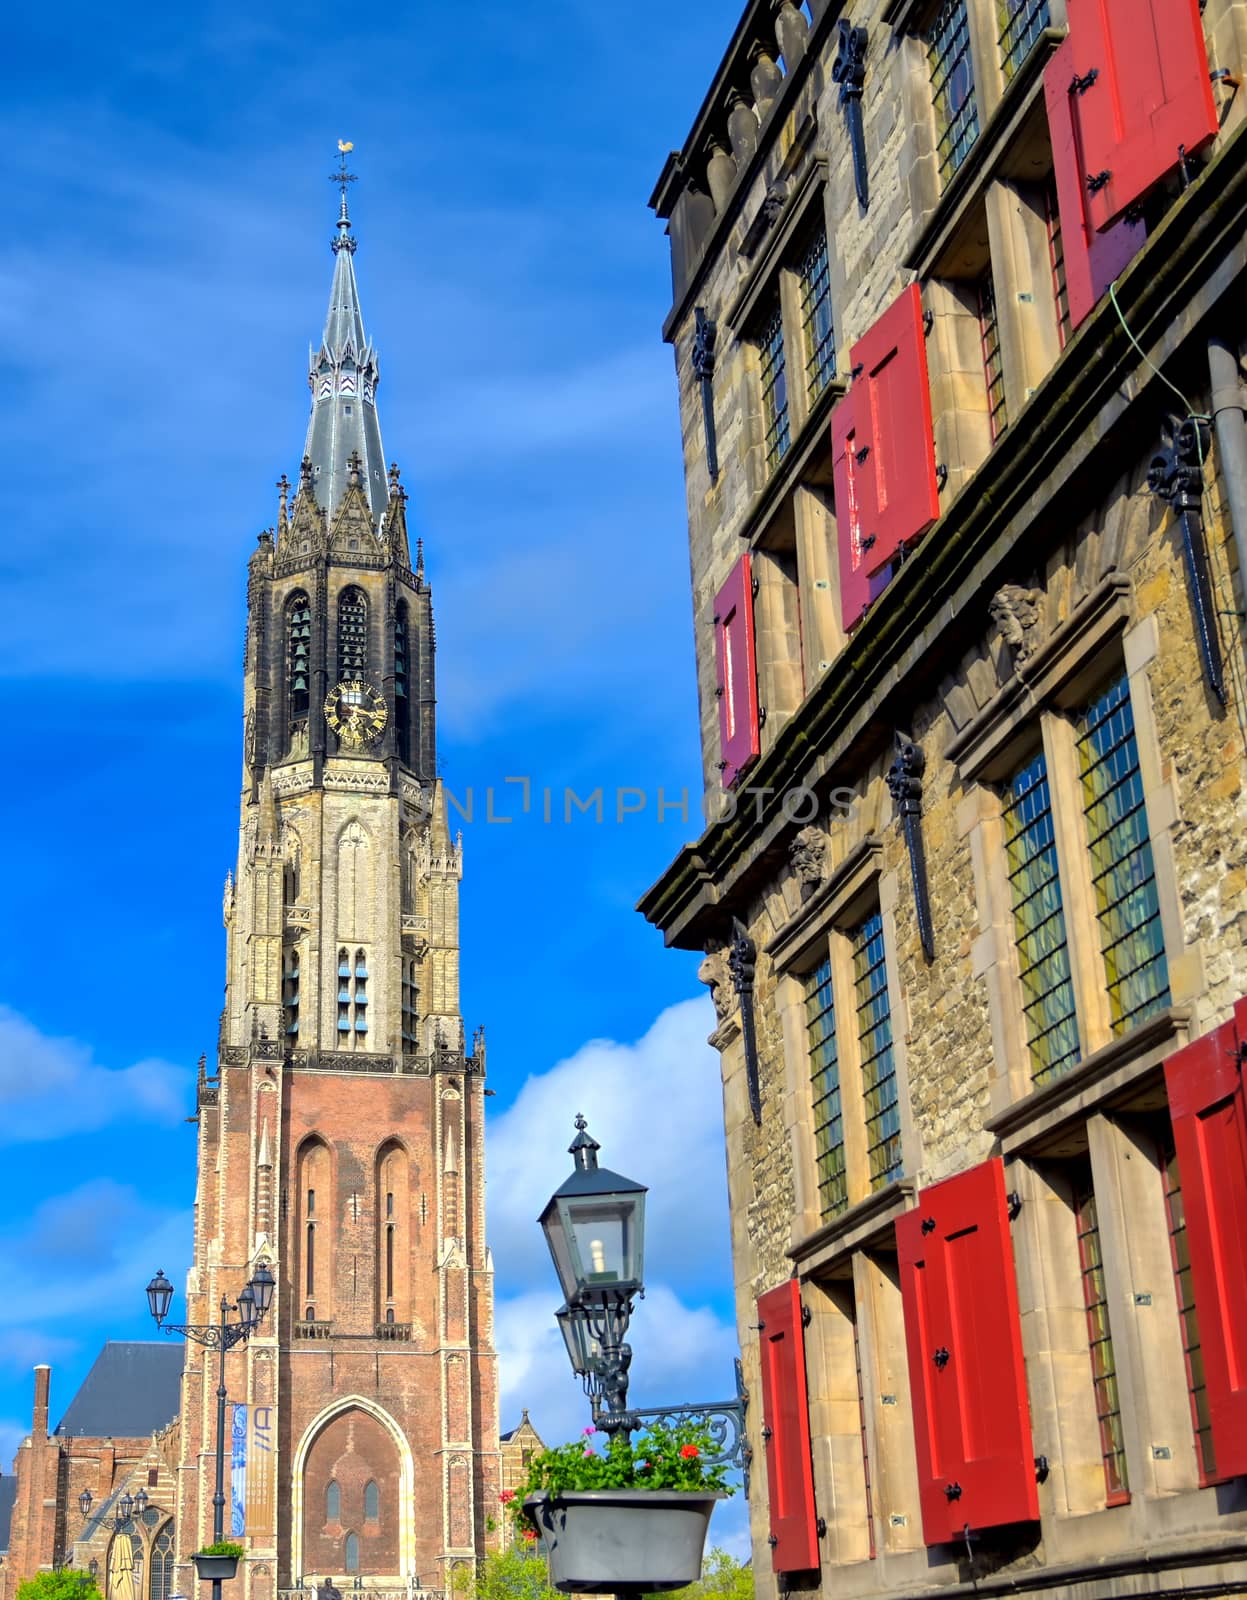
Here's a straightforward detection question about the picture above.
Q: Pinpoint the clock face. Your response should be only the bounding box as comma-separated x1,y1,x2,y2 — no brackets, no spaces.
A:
325,680,388,750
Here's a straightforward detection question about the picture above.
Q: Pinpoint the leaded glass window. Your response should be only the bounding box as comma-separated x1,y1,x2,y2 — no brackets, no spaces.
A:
928,0,980,183
1160,1134,1217,1481
1073,1172,1130,1502
805,957,847,1218
854,913,901,1187
1045,178,1072,349
326,1480,340,1522
149,1524,174,1600
978,271,1007,440
337,587,369,678
798,226,836,403
759,300,791,471
1076,675,1170,1032
1003,751,1080,1084
998,0,1050,79
365,1480,380,1521
344,1533,360,1574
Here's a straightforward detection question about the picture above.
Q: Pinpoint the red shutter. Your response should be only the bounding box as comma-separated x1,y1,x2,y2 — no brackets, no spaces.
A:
1066,0,1217,233
897,1157,1039,1544
1044,39,1148,329
846,284,940,577
756,1280,819,1573
712,555,760,788
831,389,875,632
1163,1000,1247,1477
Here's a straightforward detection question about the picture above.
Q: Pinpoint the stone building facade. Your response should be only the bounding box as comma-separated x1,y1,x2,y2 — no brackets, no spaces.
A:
640,3,1247,1598
496,1414,544,1552
1,174,510,1600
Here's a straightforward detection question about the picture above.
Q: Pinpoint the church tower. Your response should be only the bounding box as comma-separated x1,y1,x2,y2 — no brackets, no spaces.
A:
174,158,500,1600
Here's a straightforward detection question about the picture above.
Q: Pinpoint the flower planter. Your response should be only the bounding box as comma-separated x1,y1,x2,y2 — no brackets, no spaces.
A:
524,1489,724,1594
192,1554,240,1582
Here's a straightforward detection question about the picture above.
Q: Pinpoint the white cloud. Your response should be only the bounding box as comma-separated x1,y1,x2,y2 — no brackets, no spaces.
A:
0,1181,192,1332
486,998,732,1303
0,1006,188,1144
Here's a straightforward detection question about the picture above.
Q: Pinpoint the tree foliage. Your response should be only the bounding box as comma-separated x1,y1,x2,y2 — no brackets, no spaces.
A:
667,1548,753,1600
17,1573,102,1600
466,1547,559,1600
463,1543,750,1600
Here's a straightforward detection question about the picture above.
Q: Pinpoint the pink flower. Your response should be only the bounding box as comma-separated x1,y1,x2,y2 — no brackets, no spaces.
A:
583,1447,594,1457
582,1426,596,1436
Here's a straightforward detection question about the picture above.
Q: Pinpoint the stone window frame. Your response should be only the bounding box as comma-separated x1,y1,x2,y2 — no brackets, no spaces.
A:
768,837,920,1262
725,158,843,496
948,574,1194,1135
1007,1109,1208,1532
886,0,1070,490
887,0,1068,233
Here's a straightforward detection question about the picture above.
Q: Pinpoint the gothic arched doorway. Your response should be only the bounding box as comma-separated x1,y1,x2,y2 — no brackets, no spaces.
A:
301,1405,401,1578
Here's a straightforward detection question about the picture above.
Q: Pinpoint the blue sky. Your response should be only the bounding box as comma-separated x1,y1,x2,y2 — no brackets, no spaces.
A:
0,0,753,1554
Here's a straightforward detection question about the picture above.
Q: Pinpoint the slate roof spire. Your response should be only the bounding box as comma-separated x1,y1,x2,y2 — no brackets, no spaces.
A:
303,143,388,524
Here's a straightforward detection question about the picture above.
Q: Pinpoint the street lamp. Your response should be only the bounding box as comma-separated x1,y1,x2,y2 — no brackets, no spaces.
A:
145,1264,275,1600
539,1116,645,1433
78,1487,141,1533
541,1118,749,1472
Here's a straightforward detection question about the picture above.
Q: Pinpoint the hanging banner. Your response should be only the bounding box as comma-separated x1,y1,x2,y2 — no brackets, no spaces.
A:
246,1403,276,1541
231,1403,248,1536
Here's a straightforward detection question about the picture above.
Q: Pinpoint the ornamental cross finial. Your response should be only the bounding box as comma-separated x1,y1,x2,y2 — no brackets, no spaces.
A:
330,140,359,254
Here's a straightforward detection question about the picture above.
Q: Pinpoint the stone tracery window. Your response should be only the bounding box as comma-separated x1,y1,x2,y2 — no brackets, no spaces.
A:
149,1522,175,1600
395,601,410,765
338,587,369,679
286,592,312,755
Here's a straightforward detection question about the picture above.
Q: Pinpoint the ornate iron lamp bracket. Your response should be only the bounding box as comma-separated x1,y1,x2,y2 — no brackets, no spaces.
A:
832,21,870,208
1147,414,1226,705
887,733,935,962
589,1359,752,1483
159,1318,255,1352
729,916,762,1124
692,308,720,484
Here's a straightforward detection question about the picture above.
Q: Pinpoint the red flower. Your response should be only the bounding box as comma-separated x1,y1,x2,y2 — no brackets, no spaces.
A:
522,1528,538,1542
680,1445,700,1459
499,1490,515,1504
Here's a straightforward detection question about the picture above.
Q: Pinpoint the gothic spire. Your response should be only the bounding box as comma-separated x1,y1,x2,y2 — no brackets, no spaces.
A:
302,143,388,525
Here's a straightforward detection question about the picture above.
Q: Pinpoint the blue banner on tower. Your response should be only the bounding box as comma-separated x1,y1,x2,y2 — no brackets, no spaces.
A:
231,1402,248,1535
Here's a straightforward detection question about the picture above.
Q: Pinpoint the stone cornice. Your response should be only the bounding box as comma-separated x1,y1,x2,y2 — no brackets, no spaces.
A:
637,115,1247,950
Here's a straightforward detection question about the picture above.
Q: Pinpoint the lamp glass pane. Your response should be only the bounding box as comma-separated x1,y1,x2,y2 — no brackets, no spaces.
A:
540,1203,580,1304
560,1194,644,1289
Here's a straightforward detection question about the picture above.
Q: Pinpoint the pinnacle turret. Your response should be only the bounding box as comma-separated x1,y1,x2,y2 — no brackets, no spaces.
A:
302,146,388,524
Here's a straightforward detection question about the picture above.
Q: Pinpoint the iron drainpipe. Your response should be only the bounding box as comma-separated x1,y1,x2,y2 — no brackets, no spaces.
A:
1209,334,1247,606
